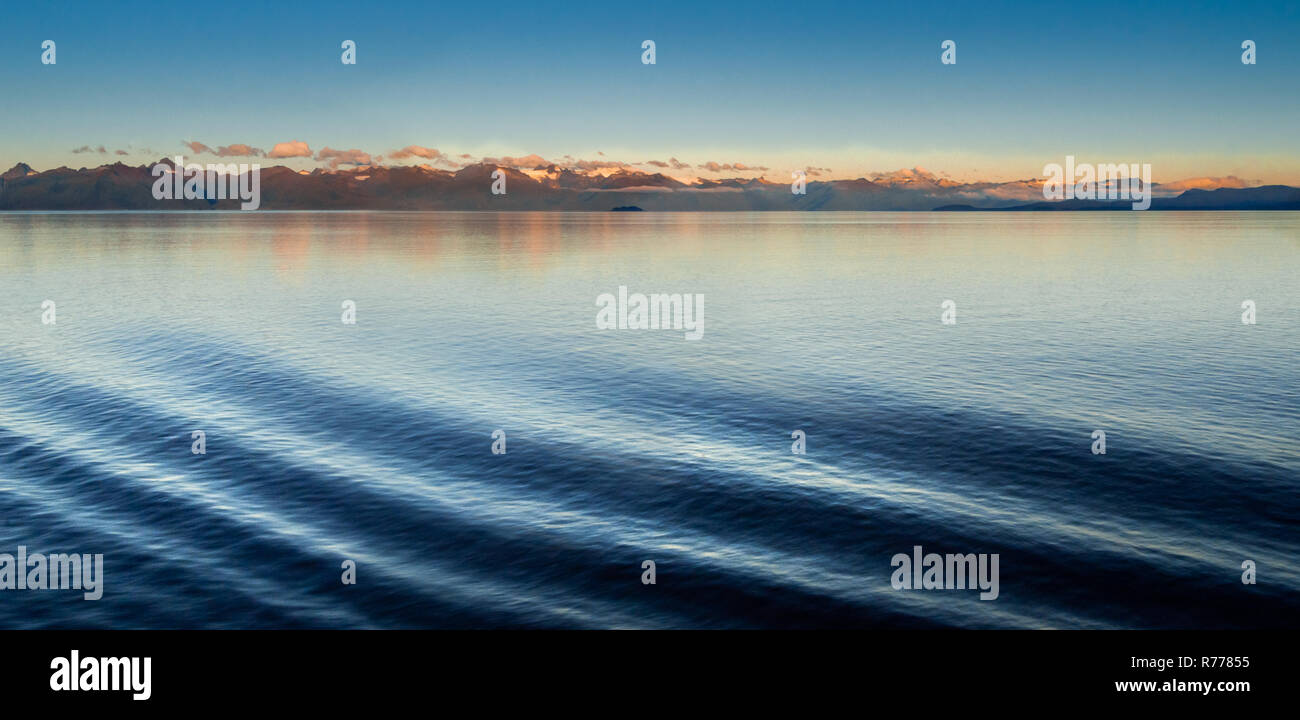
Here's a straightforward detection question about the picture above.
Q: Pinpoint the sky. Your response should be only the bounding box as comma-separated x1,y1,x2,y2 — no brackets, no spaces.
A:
2,0,1298,184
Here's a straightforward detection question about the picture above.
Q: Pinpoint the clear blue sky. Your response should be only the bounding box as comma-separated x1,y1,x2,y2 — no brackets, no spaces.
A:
2,0,1297,182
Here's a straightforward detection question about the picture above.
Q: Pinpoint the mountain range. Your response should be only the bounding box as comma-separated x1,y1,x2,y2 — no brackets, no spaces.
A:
3,161,1298,211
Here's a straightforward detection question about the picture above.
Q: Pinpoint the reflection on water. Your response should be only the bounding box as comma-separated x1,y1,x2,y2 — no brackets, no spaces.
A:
0,211,1297,628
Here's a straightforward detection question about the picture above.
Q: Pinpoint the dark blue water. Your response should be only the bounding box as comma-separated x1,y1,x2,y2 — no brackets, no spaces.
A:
1,211,1297,628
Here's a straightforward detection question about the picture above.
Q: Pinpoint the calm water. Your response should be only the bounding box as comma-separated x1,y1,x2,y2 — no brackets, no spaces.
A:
0,211,1297,629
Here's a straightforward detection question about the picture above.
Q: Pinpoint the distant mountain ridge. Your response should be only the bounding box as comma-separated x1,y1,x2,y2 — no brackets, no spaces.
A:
2,161,1297,211
935,185,1300,211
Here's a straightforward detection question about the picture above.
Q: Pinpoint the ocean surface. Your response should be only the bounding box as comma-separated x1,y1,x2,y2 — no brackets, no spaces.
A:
0,211,1296,629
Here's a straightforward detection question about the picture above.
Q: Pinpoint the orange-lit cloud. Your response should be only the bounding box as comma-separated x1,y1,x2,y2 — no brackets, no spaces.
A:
388,145,443,161
699,161,769,173
214,143,266,157
184,141,267,157
569,158,631,172
1158,175,1256,192
481,154,551,169
316,147,374,168
642,158,693,171
268,140,313,159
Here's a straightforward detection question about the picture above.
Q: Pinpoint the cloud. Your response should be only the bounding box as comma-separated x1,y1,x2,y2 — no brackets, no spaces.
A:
804,166,832,177
72,145,108,154
868,167,944,184
569,158,631,172
1158,175,1256,192
481,154,551,169
214,143,266,157
115,149,128,156
268,140,313,159
699,161,769,173
315,146,374,168
955,180,1043,203
387,145,443,161
183,141,265,157
640,158,694,171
